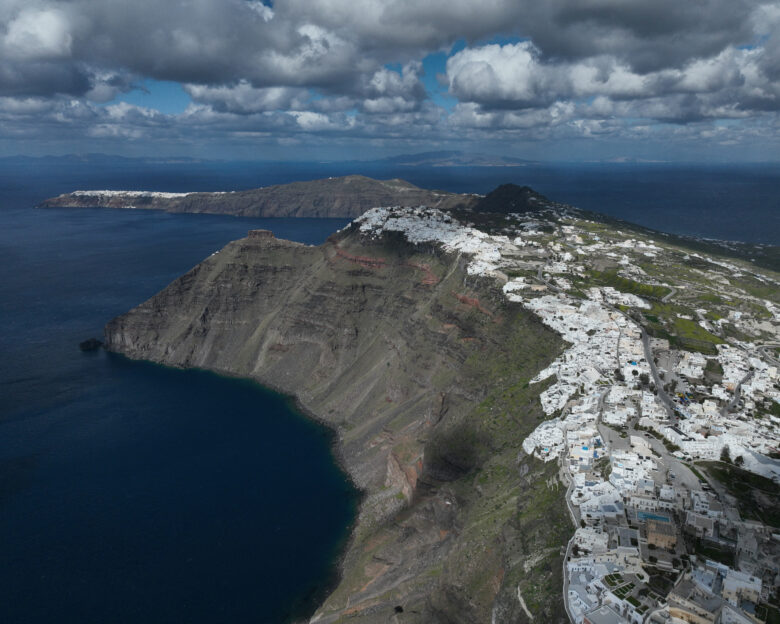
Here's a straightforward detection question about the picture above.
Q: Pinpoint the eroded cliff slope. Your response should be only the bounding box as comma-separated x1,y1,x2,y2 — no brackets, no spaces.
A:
105,222,570,623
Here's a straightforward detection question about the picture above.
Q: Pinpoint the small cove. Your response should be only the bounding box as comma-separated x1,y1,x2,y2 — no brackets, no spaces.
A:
0,199,356,623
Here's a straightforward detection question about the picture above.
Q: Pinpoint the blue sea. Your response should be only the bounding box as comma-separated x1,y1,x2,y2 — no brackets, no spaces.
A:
0,158,777,623
0,180,355,623
3,156,776,244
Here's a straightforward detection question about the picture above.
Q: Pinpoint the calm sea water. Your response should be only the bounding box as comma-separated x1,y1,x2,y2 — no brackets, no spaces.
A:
403,163,780,246
0,191,355,623
0,159,777,622
2,157,776,244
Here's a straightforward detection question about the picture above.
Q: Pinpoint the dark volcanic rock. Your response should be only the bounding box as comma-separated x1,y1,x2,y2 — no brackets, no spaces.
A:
79,337,103,351
474,183,549,213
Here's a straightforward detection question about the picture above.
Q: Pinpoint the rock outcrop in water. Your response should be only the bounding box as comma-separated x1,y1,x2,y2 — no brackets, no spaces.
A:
39,175,472,218
79,337,103,351
105,208,571,623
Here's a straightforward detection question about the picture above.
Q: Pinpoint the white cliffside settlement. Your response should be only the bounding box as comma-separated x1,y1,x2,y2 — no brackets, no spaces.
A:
63,189,233,208
71,190,195,199
355,202,779,624
357,206,508,278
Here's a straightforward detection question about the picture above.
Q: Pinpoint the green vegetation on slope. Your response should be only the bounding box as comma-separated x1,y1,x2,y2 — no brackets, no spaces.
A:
700,462,780,528
422,300,570,622
590,270,671,300
642,302,724,355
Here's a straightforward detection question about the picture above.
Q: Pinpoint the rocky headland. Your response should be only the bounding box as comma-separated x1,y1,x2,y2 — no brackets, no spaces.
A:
104,198,572,623
101,180,780,623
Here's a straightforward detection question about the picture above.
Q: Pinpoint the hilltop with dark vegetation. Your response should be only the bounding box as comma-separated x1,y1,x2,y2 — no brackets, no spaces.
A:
473,184,550,214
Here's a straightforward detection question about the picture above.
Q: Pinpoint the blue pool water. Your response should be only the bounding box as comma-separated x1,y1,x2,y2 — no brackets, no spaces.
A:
637,512,671,523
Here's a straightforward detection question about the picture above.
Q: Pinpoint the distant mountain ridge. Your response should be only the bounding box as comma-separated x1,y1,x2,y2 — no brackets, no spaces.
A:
0,153,208,165
378,150,538,167
3,150,537,168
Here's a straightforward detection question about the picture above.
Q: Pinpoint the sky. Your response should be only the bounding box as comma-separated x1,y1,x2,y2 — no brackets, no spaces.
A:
1,0,779,162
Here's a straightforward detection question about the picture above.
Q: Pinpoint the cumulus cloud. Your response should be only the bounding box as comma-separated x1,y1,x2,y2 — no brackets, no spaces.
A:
3,7,73,60
449,101,576,130
184,82,311,114
246,1,275,22
0,0,777,156
290,110,356,131
361,62,426,113
446,39,780,124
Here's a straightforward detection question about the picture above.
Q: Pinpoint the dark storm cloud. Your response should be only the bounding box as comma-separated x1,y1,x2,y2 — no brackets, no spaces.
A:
0,60,90,97
535,0,757,71
6,0,756,96
2,0,511,96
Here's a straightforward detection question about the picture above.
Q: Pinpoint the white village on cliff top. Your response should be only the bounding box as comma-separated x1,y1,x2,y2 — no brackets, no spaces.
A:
356,199,780,624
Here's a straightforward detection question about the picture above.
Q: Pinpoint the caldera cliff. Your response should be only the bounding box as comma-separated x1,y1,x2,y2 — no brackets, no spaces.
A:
105,211,571,623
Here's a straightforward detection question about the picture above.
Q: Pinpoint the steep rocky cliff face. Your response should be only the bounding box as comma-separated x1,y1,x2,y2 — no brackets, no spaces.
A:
105,224,571,623
40,175,472,218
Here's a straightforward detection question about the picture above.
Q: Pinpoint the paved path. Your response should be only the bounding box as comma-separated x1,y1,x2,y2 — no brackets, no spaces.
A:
720,369,755,418
559,400,580,624
641,329,678,422
562,532,575,624
561,462,577,624
661,286,677,303
755,342,780,367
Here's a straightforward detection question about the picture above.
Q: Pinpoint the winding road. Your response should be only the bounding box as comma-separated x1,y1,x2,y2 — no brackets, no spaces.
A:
640,329,679,422
755,342,780,367
720,368,755,418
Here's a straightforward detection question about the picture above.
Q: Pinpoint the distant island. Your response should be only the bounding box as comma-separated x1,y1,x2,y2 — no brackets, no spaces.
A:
38,175,471,218
39,176,780,272
38,174,555,220
378,150,539,167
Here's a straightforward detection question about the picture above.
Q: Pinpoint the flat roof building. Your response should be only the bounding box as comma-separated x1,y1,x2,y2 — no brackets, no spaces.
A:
583,604,626,624
647,519,677,550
